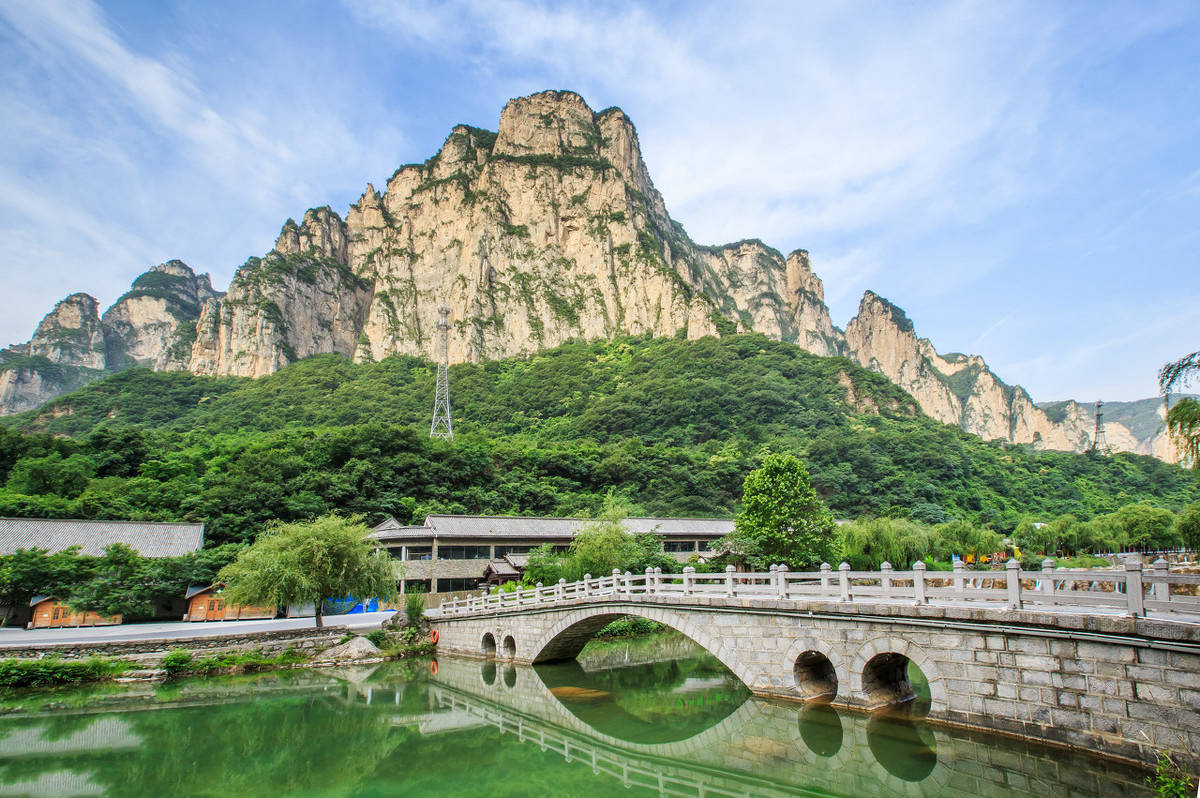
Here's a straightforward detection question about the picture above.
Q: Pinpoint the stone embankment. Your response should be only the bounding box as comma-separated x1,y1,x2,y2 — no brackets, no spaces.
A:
0,625,349,662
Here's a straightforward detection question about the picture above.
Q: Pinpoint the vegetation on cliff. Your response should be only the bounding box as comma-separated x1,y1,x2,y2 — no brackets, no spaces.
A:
0,335,1194,547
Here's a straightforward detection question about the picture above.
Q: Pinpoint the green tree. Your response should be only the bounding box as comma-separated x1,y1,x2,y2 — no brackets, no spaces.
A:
68,543,155,618
1160,350,1200,468
725,453,836,569
1176,502,1200,551
1109,503,1177,551
218,514,396,627
0,547,88,624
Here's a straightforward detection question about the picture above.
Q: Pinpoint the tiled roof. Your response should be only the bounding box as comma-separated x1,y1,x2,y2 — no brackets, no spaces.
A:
483,560,520,577
184,585,214,600
0,518,205,558
371,514,733,542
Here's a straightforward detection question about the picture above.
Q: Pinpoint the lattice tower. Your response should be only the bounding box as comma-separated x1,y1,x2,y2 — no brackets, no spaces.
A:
430,304,453,440
1090,400,1109,455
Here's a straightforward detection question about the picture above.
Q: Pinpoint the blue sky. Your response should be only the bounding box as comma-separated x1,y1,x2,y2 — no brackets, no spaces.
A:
0,0,1196,402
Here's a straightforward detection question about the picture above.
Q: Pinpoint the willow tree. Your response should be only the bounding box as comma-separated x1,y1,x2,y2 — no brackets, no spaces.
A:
1160,351,1200,468
218,514,396,627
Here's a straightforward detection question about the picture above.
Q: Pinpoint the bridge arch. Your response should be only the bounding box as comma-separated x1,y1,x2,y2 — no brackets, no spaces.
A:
783,637,847,702
848,636,946,712
529,606,757,688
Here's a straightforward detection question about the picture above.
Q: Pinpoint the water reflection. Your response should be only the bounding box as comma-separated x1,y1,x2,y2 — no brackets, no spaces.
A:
799,702,843,757
0,649,1153,797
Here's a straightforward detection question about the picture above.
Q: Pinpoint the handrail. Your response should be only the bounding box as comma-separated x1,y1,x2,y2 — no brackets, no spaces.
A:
432,558,1200,620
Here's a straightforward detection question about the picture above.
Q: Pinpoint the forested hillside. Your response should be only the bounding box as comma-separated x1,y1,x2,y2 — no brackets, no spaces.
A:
1,335,1195,546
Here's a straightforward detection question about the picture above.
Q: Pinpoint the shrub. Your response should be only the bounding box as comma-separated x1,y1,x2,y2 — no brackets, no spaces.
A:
0,656,130,688
160,650,194,674
1149,753,1195,797
595,617,664,638
365,630,390,648
405,592,425,625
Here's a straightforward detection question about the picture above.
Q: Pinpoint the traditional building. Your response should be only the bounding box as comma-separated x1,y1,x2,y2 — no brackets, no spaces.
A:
182,585,276,622
0,518,205,627
371,514,734,594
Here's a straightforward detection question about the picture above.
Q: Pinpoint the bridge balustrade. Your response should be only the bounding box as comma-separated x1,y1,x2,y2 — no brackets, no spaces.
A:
434,558,1200,620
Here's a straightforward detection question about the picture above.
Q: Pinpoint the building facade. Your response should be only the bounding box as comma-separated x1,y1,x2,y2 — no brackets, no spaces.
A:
370,514,735,594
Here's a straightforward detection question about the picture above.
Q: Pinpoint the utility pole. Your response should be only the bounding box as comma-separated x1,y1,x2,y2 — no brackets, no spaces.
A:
430,304,453,440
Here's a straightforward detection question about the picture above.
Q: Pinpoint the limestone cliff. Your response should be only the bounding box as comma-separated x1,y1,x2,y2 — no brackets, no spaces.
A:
841,290,1174,457
102,260,220,371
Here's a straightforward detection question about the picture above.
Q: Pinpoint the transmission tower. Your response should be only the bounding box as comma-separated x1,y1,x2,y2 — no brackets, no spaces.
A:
430,305,453,440
1089,400,1109,455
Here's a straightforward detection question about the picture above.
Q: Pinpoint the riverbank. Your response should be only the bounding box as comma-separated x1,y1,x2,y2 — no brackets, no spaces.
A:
0,632,437,690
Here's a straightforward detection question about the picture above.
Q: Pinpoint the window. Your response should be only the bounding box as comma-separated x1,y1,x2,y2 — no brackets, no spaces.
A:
436,578,482,592
495,545,533,558
405,546,433,561
697,540,712,551
52,607,60,620
208,600,216,611
437,545,491,560
664,541,697,552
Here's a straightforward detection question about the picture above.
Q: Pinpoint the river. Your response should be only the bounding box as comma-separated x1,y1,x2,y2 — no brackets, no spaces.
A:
0,635,1151,796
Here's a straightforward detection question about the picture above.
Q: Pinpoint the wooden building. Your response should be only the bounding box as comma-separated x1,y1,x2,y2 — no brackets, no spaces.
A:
28,596,120,629
183,585,275,622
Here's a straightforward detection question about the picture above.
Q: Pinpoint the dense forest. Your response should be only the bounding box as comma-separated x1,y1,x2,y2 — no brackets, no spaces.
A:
0,334,1195,547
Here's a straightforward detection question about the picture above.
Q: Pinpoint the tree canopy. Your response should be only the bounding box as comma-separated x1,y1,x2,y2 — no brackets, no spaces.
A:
725,453,836,569
218,514,396,626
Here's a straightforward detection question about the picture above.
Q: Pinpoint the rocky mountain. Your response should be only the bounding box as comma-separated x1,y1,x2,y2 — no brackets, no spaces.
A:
0,90,1174,461
1,262,219,413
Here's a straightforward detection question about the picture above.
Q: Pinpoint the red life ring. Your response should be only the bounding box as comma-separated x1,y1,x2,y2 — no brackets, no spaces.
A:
430,659,439,674
430,629,440,644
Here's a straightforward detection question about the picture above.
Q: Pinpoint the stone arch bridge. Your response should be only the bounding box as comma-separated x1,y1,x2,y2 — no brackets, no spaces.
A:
430,563,1200,767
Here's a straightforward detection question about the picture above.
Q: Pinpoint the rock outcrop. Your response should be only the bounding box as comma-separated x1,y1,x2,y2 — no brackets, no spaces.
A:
102,260,220,371
0,90,1179,462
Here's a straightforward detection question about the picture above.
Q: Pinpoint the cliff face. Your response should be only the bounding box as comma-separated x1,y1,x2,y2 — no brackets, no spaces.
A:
0,263,218,415
102,260,220,371
0,90,1178,462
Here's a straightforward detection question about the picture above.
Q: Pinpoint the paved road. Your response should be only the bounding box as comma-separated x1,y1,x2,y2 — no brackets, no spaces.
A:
0,610,398,647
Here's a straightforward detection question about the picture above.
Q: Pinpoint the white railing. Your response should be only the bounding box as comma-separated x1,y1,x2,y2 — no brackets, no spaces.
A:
434,558,1200,620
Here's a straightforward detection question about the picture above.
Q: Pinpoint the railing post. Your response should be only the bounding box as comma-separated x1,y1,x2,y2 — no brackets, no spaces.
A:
515,585,523,606
820,563,832,596
583,574,592,597
623,571,632,598
839,562,851,602
1151,558,1169,606
654,567,662,593
536,582,543,604
952,559,965,597
683,566,695,596
769,564,778,594
556,578,565,602
1041,558,1056,602
1005,559,1022,610
913,560,927,605
880,562,892,598
645,567,654,595
1125,558,1144,617
725,564,735,597
612,568,622,595
777,564,789,598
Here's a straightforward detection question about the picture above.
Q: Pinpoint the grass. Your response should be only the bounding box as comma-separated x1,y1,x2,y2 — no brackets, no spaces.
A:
160,646,305,676
0,656,134,688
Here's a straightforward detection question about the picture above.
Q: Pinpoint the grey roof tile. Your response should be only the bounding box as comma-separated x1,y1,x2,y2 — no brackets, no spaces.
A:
371,514,733,542
0,518,204,558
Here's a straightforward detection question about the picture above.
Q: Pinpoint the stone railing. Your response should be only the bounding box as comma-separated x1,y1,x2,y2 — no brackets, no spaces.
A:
434,558,1200,620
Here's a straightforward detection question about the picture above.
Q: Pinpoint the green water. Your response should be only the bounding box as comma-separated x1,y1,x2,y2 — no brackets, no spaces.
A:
0,645,1151,797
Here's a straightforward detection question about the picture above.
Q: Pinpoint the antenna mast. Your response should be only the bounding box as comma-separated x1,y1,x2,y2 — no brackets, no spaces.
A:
1089,400,1109,455
430,305,453,440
